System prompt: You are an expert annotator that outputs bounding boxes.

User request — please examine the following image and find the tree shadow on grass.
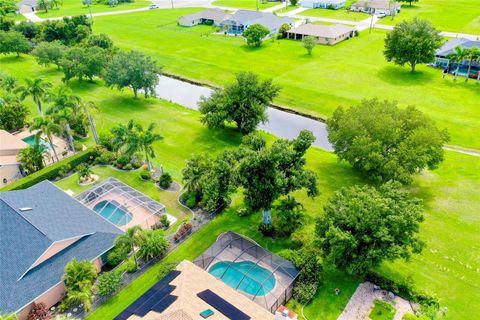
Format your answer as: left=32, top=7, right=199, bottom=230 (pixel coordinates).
left=377, top=65, right=436, bottom=86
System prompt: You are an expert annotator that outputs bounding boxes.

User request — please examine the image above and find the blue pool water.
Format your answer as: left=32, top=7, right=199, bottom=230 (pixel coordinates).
left=208, top=261, right=275, bottom=296
left=22, top=135, right=53, bottom=151
left=93, top=200, right=133, bottom=226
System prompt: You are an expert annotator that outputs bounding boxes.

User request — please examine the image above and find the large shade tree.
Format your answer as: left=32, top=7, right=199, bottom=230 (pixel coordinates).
left=199, top=72, right=280, bottom=134
left=384, top=18, right=443, bottom=72
left=316, top=181, right=425, bottom=275
left=326, top=98, right=449, bottom=184
left=238, top=130, right=318, bottom=224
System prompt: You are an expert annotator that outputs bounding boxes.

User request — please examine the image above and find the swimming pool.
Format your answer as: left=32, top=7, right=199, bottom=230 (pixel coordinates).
left=22, top=135, right=53, bottom=151
left=208, top=261, right=275, bottom=296
left=93, top=200, right=133, bottom=226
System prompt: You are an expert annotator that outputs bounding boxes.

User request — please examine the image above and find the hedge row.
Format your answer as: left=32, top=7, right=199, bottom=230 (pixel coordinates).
left=365, top=271, right=439, bottom=307
left=1, top=148, right=96, bottom=191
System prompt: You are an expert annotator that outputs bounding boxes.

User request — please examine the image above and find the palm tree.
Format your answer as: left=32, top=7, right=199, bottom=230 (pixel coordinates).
left=111, top=120, right=138, bottom=155
left=465, top=47, right=479, bottom=83
left=135, top=229, right=169, bottom=261
left=66, top=281, right=94, bottom=313
left=53, top=108, right=76, bottom=152
left=46, top=85, right=81, bottom=114
left=30, top=116, right=61, bottom=162
left=79, top=101, right=100, bottom=144
left=114, top=226, right=142, bottom=266
left=0, top=73, right=17, bottom=93
left=135, top=122, right=163, bottom=170
left=16, top=78, right=52, bottom=116
left=448, top=46, right=469, bottom=81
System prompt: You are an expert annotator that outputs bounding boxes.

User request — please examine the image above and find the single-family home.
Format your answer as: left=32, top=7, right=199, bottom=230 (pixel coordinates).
left=0, top=130, right=29, bottom=187
left=350, top=0, right=401, bottom=16
left=0, top=181, right=123, bottom=319
left=178, top=8, right=232, bottom=27
left=434, top=38, right=480, bottom=70
left=301, top=0, right=346, bottom=9
left=220, top=10, right=294, bottom=36
left=286, top=23, right=356, bottom=45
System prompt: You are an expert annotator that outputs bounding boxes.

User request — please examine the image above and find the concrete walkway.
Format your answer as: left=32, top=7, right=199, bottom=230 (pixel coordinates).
left=338, top=282, right=415, bottom=320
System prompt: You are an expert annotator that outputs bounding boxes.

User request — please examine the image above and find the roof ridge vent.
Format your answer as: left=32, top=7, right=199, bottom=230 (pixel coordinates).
left=19, top=207, right=32, bottom=212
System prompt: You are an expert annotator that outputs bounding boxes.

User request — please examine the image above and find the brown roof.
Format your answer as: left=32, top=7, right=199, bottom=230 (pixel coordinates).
left=0, top=130, right=29, bottom=153
left=180, top=8, right=231, bottom=22
left=288, top=23, right=355, bottom=39
left=130, top=260, right=274, bottom=320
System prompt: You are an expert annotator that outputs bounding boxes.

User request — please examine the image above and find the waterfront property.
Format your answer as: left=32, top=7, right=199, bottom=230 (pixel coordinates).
left=75, top=177, right=177, bottom=231
left=178, top=8, right=232, bottom=27
left=301, top=0, right=346, bottom=9
left=286, top=23, right=356, bottom=45
left=193, top=232, right=299, bottom=313
left=350, top=0, right=401, bottom=16
left=220, top=10, right=294, bottom=35
left=0, top=181, right=123, bottom=319
left=434, top=38, right=480, bottom=76
left=0, top=130, right=29, bottom=187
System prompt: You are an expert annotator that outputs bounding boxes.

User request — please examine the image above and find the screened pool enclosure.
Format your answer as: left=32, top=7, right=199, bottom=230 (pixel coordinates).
left=193, top=231, right=299, bottom=313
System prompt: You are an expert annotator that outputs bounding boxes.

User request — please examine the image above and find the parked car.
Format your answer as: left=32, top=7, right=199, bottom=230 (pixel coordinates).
left=149, top=4, right=159, bottom=9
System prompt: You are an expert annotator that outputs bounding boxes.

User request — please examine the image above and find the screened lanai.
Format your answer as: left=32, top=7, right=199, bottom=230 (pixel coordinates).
left=193, top=231, right=299, bottom=313
left=76, top=177, right=176, bottom=230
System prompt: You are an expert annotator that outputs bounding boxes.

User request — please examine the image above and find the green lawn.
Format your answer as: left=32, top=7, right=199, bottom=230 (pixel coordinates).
left=90, top=9, right=480, bottom=149
left=1, top=48, right=479, bottom=319
left=378, top=0, right=480, bottom=34
left=211, top=0, right=279, bottom=10
left=300, top=7, right=370, bottom=21
left=36, top=0, right=151, bottom=18
left=274, top=4, right=299, bottom=14
left=369, top=299, right=395, bottom=320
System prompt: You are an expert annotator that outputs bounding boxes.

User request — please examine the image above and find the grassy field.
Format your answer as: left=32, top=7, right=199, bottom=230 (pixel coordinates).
left=300, top=7, right=370, bottom=21
left=90, top=9, right=480, bottom=149
left=369, top=299, right=395, bottom=320
left=378, top=0, right=480, bottom=34
left=273, top=4, right=299, bottom=14
left=2, top=53, right=479, bottom=319
left=211, top=0, right=279, bottom=10
left=36, top=0, right=151, bottom=18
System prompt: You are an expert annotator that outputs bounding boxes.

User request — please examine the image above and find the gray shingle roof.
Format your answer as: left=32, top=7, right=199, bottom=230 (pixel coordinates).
left=225, top=10, right=294, bottom=31
left=288, top=23, right=355, bottom=38
left=180, top=8, right=231, bottom=22
left=0, top=181, right=123, bottom=313
left=435, top=38, right=480, bottom=57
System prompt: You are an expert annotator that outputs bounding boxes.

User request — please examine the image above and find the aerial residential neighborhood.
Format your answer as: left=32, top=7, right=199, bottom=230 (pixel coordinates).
left=0, top=0, right=479, bottom=319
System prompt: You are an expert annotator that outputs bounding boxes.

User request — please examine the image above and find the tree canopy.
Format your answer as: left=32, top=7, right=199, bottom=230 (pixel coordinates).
left=60, top=46, right=108, bottom=81
left=199, top=72, right=280, bottom=134
left=316, top=181, right=425, bottom=275
left=0, top=30, right=31, bottom=57
left=104, top=50, right=161, bottom=98
left=326, top=98, right=449, bottom=184
left=242, top=23, right=270, bottom=47
left=303, top=35, right=316, bottom=55
left=32, top=41, right=66, bottom=69
left=384, top=18, right=443, bottom=72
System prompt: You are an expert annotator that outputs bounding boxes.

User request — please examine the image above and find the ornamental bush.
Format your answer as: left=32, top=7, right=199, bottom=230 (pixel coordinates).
left=96, top=271, right=122, bottom=297
left=159, top=172, right=172, bottom=188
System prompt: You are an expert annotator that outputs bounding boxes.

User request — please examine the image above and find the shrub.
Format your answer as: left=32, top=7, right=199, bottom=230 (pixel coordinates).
left=99, top=131, right=114, bottom=151
left=57, top=164, right=72, bottom=178
left=124, top=163, right=133, bottom=170
left=64, top=259, right=97, bottom=292
left=173, top=223, right=192, bottom=242
left=117, top=154, right=129, bottom=167
left=96, top=271, right=122, bottom=296
left=76, top=163, right=92, bottom=179
left=140, top=170, right=152, bottom=180
left=107, top=247, right=128, bottom=267
left=258, top=222, right=275, bottom=237
left=160, top=214, right=170, bottom=228
left=157, top=261, right=177, bottom=280
left=293, top=282, right=318, bottom=303
left=1, top=149, right=95, bottom=191
left=136, top=229, right=169, bottom=261
left=237, top=207, right=250, bottom=217
left=26, top=302, right=51, bottom=320
left=132, top=160, right=142, bottom=168
left=94, top=149, right=116, bottom=165
left=159, top=173, right=172, bottom=188
left=277, top=23, right=291, bottom=39
left=123, top=257, right=137, bottom=273
left=181, top=191, right=198, bottom=208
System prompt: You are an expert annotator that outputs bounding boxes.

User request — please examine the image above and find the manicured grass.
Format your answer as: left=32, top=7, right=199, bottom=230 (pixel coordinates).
left=36, top=0, right=151, bottom=18
left=91, top=9, right=480, bottom=149
left=2, top=55, right=480, bottom=319
left=300, top=7, right=370, bottom=21
left=369, top=299, right=395, bottom=320
left=54, top=166, right=191, bottom=234
left=378, top=0, right=480, bottom=34
left=212, top=0, right=279, bottom=10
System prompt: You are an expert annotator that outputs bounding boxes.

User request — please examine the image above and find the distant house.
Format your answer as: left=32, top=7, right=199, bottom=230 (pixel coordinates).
left=220, top=10, right=294, bottom=35
left=350, top=0, right=401, bottom=16
left=0, top=181, right=123, bottom=319
left=0, top=130, right=29, bottom=187
left=178, top=8, right=232, bottom=27
left=286, top=23, right=356, bottom=45
left=302, top=0, right=346, bottom=9
left=434, top=38, right=480, bottom=69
